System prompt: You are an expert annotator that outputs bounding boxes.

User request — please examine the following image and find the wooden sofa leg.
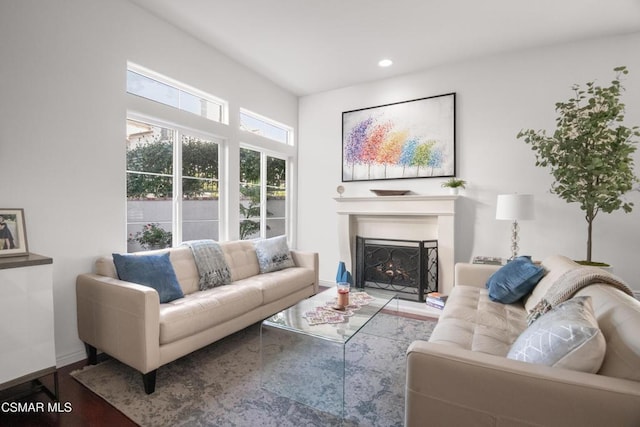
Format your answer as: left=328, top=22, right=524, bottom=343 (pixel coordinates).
left=142, top=370, right=157, bottom=394
left=84, top=343, right=98, bottom=365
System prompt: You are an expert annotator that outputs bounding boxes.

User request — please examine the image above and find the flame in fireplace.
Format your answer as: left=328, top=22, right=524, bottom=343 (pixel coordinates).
left=375, top=261, right=413, bottom=281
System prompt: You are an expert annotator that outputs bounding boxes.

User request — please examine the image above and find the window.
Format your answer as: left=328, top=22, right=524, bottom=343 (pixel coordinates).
left=266, top=156, right=287, bottom=237
left=240, top=109, right=292, bottom=145
left=127, top=64, right=226, bottom=123
left=126, top=120, right=174, bottom=251
left=125, top=64, right=296, bottom=247
left=239, top=147, right=287, bottom=240
left=126, top=119, right=221, bottom=252
left=181, top=134, right=220, bottom=242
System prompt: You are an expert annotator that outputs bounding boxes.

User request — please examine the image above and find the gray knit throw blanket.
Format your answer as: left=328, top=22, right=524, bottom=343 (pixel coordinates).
left=527, top=266, right=633, bottom=325
left=181, top=239, right=232, bottom=290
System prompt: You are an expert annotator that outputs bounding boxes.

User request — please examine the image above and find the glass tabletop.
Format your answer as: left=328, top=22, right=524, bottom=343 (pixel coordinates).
left=262, top=287, right=396, bottom=344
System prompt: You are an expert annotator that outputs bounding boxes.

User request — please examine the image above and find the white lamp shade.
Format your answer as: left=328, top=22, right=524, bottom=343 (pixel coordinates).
left=496, top=194, right=535, bottom=220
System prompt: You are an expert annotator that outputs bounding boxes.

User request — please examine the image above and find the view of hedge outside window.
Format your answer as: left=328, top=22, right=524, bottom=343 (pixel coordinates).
left=239, top=147, right=287, bottom=240
left=126, top=119, right=220, bottom=252
left=126, top=64, right=294, bottom=247
left=266, top=156, right=287, bottom=237
left=182, top=135, right=220, bottom=242
left=126, top=120, right=174, bottom=251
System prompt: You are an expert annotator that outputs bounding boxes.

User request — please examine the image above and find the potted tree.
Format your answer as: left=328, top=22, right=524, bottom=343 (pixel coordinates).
left=517, top=66, right=639, bottom=265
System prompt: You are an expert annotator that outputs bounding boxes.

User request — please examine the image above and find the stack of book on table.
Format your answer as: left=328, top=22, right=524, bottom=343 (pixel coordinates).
left=472, top=256, right=505, bottom=265
left=425, top=292, right=448, bottom=310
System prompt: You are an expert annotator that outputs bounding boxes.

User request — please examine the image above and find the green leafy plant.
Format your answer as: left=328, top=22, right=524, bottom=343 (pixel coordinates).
left=441, top=178, right=467, bottom=189
left=126, top=140, right=173, bottom=199
left=239, top=185, right=263, bottom=240
left=239, top=150, right=284, bottom=239
left=128, top=223, right=172, bottom=250
left=517, top=66, right=639, bottom=263
left=126, top=136, right=220, bottom=199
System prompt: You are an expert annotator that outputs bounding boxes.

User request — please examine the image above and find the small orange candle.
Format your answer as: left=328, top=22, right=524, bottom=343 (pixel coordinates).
left=337, top=282, right=350, bottom=307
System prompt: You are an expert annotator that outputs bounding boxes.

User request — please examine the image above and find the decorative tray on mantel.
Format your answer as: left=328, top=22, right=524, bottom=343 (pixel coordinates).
left=370, top=189, right=410, bottom=196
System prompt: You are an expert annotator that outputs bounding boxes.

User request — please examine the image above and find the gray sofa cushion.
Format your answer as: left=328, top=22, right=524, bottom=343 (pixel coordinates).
left=428, top=285, right=528, bottom=357
left=523, top=255, right=580, bottom=312
left=220, top=240, right=260, bottom=281
left=159, top=284, right=263, bottom=345
left=96, top=246, right=200, bottom=295
left=575, top=284, right=640, bottom=381
left=234, top=266, right=316, bottom=305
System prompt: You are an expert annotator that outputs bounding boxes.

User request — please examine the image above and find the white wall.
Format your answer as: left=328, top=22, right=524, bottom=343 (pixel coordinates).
left=0, top=0, right=298, bottom=366
left=298, top=33, right=640, bottom=291
left=2, top=1, right=638, bottom=369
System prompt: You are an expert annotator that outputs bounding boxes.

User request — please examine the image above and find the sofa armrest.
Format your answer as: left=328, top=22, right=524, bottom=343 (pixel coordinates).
left=76, top=274, right=161, bottom=373
left=290, top=250, right=319, bottom=294
left=406, top=341, right=640, bottom=427
left=454, top=262, right=501, bottom=288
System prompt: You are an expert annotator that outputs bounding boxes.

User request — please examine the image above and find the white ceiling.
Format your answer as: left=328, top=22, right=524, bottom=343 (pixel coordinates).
left=128, top=0, right=640, bottom=96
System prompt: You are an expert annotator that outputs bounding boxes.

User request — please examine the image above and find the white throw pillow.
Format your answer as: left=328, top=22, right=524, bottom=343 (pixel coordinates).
left=254, top=235, right=295, bottom=273
left=507, top=296, right=605, bottom=373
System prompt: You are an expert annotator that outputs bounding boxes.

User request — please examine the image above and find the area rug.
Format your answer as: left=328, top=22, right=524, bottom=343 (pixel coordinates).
left=71, top=313, right=437, bottom=427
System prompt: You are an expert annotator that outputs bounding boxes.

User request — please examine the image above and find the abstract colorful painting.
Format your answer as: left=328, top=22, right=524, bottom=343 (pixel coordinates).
left=342, top=93, right=455, bottom=182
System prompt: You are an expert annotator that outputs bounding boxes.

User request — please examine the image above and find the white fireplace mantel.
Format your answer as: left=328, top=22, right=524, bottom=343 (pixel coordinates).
left=334, top=195, right=457, bottom=295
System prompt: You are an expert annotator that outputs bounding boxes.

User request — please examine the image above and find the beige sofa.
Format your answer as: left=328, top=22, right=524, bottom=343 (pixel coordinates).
left=76, top=240, right=318, bottom=394
left=406, top=255, right=640, bottom=426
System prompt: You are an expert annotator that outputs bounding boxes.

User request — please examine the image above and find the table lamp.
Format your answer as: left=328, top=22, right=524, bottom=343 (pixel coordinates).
left=496, top=194, right=534, bottom=260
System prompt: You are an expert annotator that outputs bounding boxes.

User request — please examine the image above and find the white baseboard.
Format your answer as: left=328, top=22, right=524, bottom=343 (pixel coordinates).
left=56, top=348, right=87, bottom=368
left=318, top=279, right=335, bottom=288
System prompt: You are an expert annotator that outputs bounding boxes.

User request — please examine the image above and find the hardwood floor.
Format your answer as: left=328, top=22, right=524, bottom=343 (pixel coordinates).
left=0, top=358, right=136, bottom=427
left=0, top=298, right=434, bottom=427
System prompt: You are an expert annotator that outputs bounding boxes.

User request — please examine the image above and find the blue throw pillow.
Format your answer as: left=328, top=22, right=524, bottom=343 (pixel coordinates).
left=112, top=252, right=184, bottom=303
left=486, top=256, right=544, bottom=304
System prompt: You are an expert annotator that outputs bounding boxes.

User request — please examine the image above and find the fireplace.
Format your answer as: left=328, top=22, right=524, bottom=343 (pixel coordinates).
left=334, top=195, right=456, bottom=295
left=355, top=236, right=438, bottom=302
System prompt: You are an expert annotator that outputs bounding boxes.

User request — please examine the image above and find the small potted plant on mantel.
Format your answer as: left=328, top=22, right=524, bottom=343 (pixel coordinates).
left=518, top=66, right=639, bottom=266
left=441, top=178, right=466, bottom=195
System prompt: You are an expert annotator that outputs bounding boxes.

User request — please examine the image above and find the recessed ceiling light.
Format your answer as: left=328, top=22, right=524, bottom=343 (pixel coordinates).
left=378, top=59, right=393, bottom=67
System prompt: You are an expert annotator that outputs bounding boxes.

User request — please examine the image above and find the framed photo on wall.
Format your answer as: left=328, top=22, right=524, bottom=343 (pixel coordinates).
left=0, top=208, right=29, bottom=257
left=342, top=93, right=456, bottom=182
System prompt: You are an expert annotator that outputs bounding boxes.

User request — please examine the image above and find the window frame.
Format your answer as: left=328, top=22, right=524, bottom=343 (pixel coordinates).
left=127, top=62, right=229, bottom=125
left=125, top=62, right=297, bottom=247
left=240, top=108, right=294, bottom=146
left=239, top=144, right=291, bottom=241
left=126, top=113, right=225, bottom=248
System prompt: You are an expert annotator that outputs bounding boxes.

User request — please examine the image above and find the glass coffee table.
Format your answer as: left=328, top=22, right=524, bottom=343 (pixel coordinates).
left=260, top=288, right=398, bottom=417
